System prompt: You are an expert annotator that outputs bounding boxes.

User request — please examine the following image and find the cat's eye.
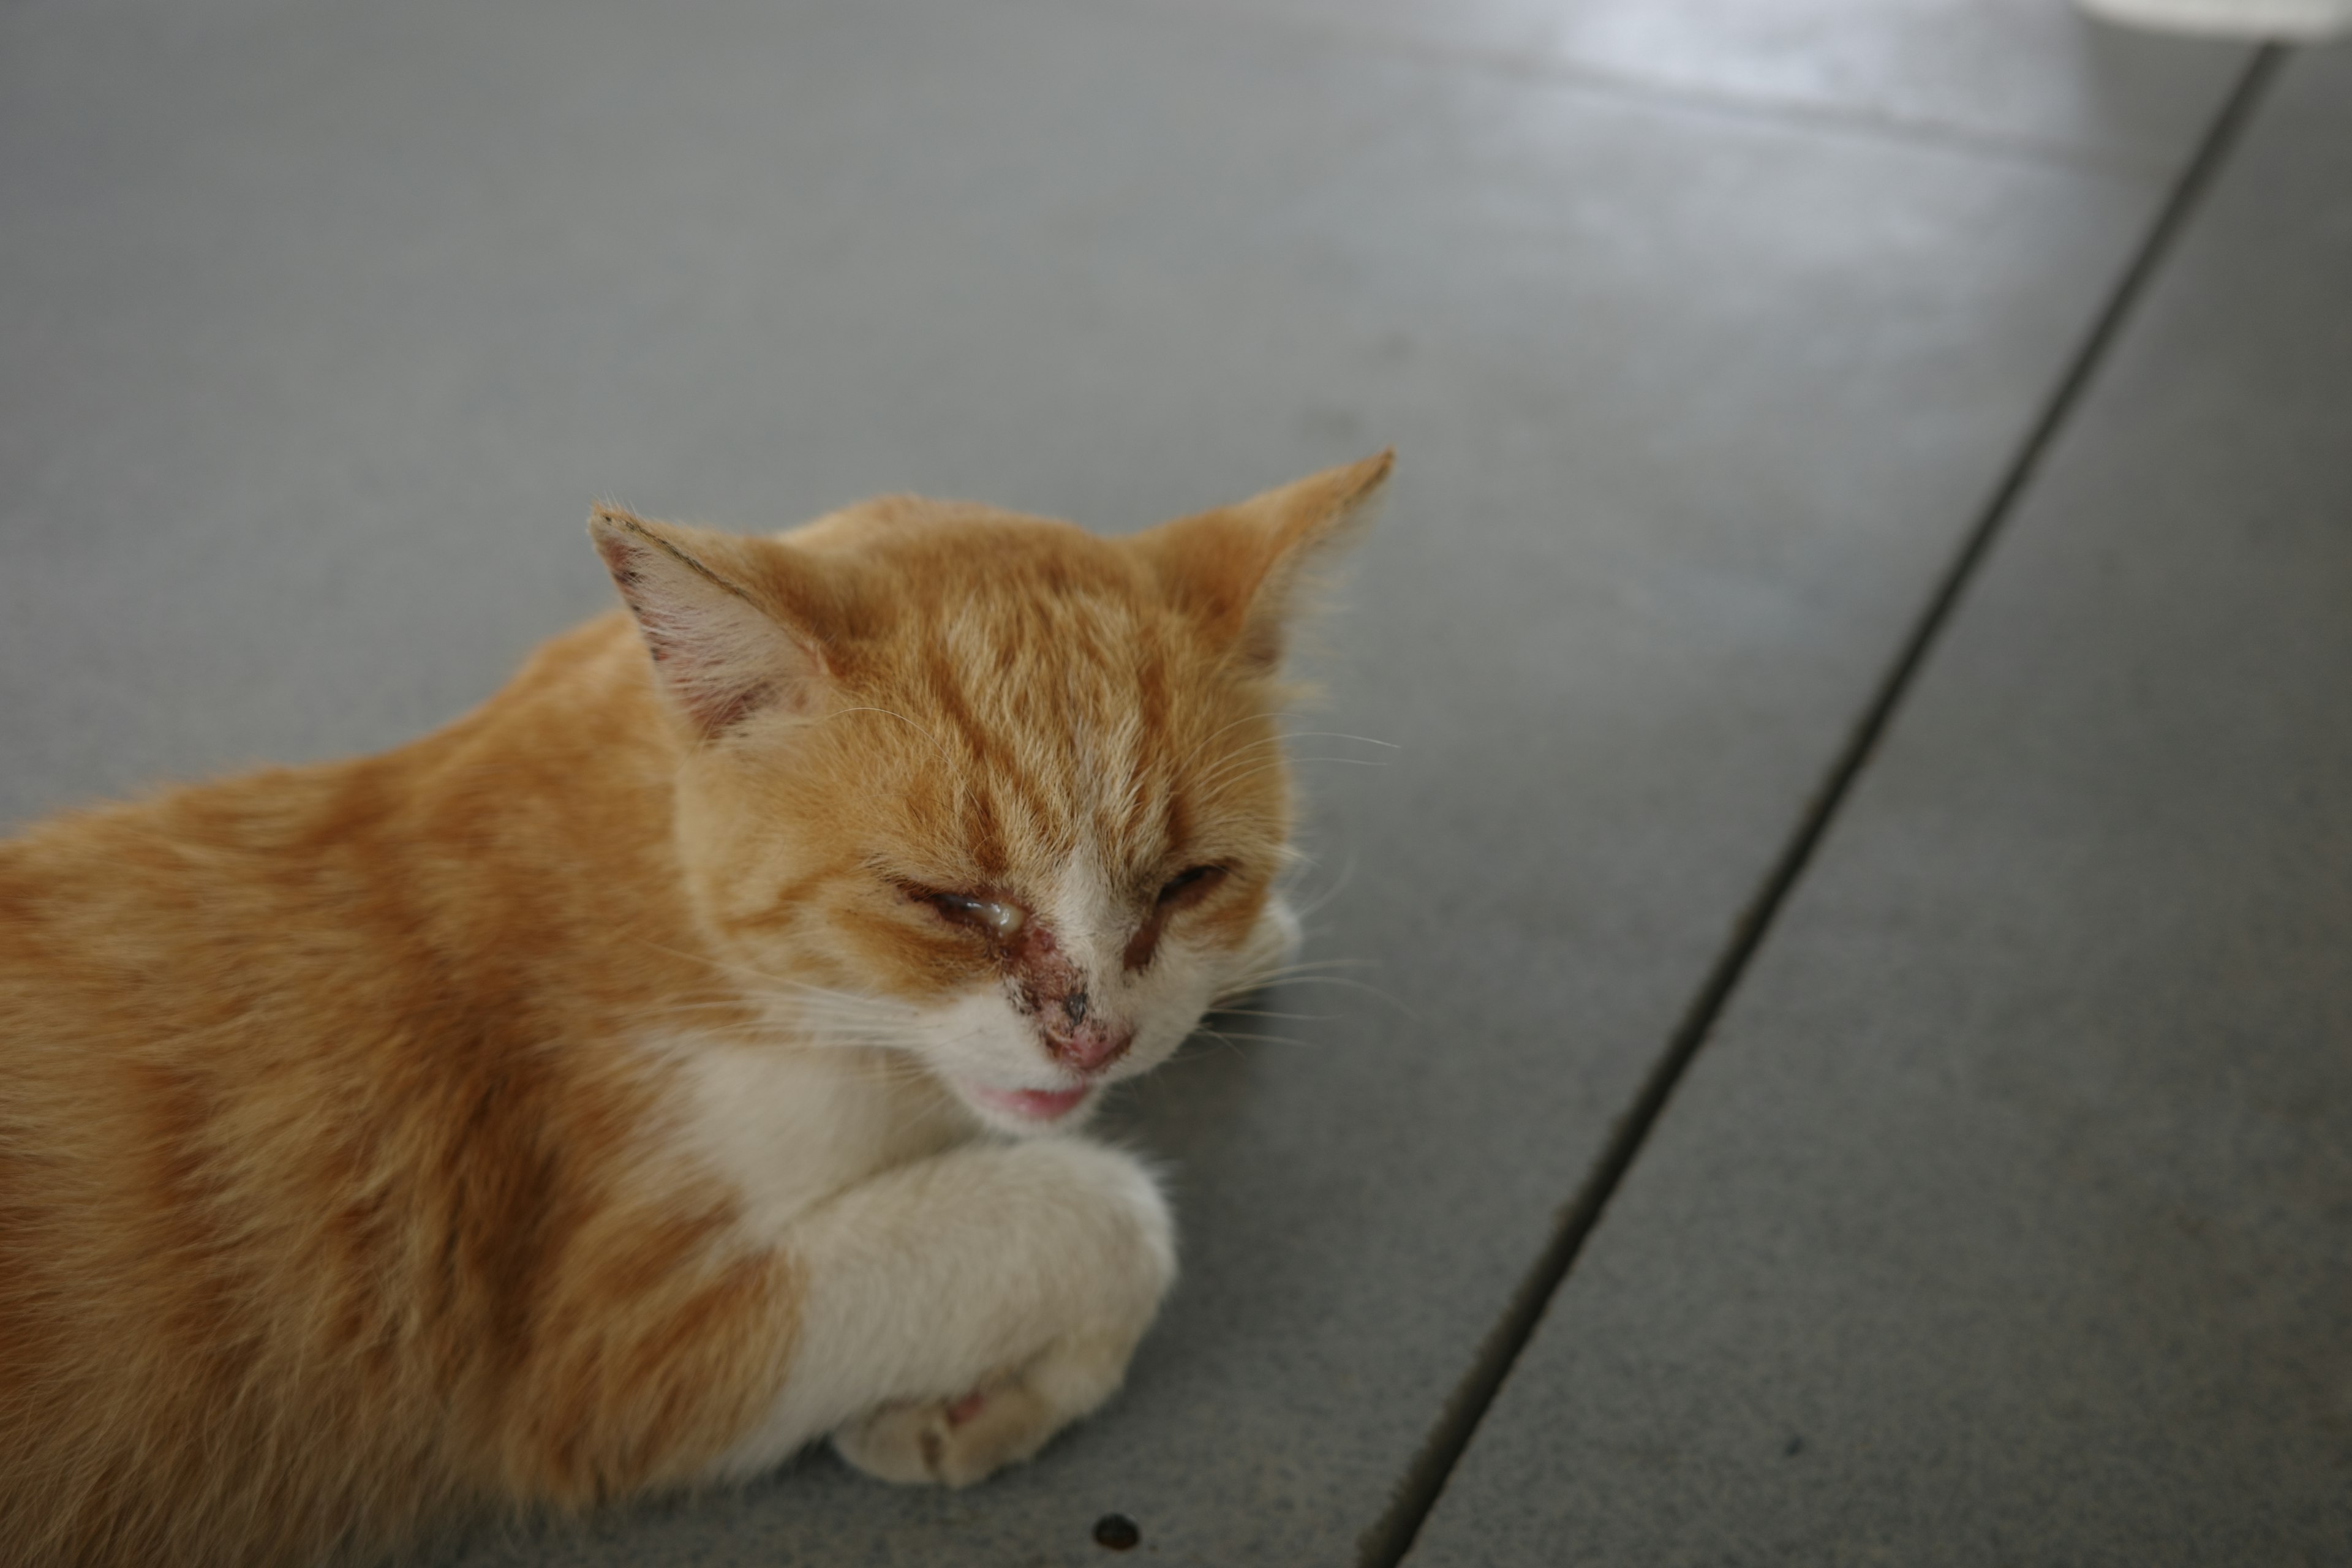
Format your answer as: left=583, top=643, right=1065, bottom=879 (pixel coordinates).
left=1156, top=865, right=1227, bottom=908
left=919, top=889, right=1026, bottom=938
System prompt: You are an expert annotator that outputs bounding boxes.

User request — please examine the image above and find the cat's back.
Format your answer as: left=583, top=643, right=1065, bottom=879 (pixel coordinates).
left=0, top=609, right=654, bottom=1048
left=0, top=609, right=668, bottom=1247
left=0, top=739, right=478, bottom=1103
left=0, top=611, right=683, bottom=1568
left=0, top=762, right=423, bottom=1566
left=0, top=746, right=475, bottom=1276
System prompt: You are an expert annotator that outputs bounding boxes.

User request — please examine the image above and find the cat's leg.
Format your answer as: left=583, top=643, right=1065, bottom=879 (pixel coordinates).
left=706, top=1135, right=1174, bottom=1488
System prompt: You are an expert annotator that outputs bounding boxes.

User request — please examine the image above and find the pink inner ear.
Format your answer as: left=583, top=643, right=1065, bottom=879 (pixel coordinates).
left=592, top=522, right=816, bottom=738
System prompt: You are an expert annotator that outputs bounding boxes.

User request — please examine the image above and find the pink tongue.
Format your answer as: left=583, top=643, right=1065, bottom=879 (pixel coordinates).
left=979, top=1084, right=1090, bottom=1120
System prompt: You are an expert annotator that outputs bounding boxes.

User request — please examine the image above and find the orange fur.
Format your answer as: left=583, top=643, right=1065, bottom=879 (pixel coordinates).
left=0, top=454, right=1387, bottom=1567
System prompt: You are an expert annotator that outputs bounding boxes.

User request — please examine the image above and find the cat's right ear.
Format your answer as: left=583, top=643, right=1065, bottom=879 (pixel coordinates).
left=588, top=506, right=831, bottom=739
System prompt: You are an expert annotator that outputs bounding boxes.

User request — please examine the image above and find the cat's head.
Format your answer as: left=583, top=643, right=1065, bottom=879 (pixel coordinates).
left=590, top=454, right=1387, bottom=1135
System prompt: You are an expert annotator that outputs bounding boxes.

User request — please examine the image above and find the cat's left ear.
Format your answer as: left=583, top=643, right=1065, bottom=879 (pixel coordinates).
left=588, top=506, right=833, bottom=738
left=1137, top=449, right=1391, bottom=673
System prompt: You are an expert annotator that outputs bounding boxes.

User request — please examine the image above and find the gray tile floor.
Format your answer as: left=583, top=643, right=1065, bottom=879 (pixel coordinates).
left=2, top=2, right=2342, bottom=1564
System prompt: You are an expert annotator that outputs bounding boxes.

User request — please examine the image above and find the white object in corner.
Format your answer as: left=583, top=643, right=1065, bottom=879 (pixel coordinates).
left=2079, top=0, right=2352, bottom=37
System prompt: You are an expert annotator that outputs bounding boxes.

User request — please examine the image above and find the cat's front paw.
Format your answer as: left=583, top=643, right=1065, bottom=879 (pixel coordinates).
left=832, top=1374, right=1061, bottom=1487
left=831, top=1327, right=1143, bottom=1488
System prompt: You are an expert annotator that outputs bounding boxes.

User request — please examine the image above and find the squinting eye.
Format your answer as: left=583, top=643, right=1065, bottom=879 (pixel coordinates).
left=923, top=889, right=1026, bottom=938
left=1157, top=865, right=1227, bottom=907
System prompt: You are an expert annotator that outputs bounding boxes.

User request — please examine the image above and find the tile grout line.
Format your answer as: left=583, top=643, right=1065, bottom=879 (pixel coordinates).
left=1355, top=43, right=2285, bottom=1568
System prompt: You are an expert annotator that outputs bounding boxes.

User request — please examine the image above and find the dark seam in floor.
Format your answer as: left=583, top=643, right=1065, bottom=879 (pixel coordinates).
left=1353, top=42, right=2284, bottom=1568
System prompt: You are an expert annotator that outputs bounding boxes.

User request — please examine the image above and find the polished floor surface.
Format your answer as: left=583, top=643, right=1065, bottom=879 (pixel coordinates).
left=3, top=2, right=2344, bottom=1564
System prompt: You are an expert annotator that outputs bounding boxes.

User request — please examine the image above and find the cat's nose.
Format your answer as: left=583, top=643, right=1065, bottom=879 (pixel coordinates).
left=1048, top=1017, right=1133, bottom=1076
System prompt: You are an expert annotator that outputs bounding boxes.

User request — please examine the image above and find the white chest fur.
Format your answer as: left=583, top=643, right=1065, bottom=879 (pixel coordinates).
left=657, top=1033, right=978, bottom=1235
left=646, top=1031, right=1177, bottom=1485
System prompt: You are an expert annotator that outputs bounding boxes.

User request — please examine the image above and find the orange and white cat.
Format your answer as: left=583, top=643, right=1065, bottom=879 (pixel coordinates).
left=0, top=453, right=1388, bottom=1568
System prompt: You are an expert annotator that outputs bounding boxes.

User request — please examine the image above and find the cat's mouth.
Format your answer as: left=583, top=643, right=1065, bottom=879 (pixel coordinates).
left=961, top=1081, right=1095, bottom=1124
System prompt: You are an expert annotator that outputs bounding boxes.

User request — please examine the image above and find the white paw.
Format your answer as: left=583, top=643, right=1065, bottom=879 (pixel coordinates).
left=787, top=1139, right=1176, bottom=1490
left=832, top=1351, right=1102, bottom=1487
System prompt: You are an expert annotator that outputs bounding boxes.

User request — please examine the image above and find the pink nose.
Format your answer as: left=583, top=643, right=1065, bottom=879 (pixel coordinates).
left=1047, top=1009, right=1133, bottom=1075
